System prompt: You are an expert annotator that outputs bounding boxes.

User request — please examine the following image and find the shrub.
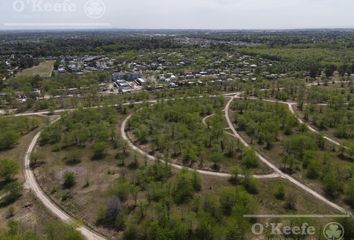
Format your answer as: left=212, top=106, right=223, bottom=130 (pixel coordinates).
left=0, top=131, right=19, bottom=151
left=96, top=197, right=124, bottom=229
left=63, top=151, right=81, bottom=165
left=229, top=166, right=241, bottom=185
left=274, top=184, right=286, bottom=200
left=243, top=175, right=259, bottom=195
left=92, top=141, right=107, bottom=160
left=110, top=178, right=133, bottom=202
left=285, top=193, right=297, bottom=210
left=45, top=222, right=83, bottom=240
left=0, top=181, right=23, bottom=206
left=172, top=169, right=198, bottom=204
left=0, top=159, right=19, bottom=182
left=345, top=178, right=354, bottom=208
left=323, top=169, right=342, bottom=198
left=63, top=172, right=76, bottom=189
left=242, top=148, right=258, bottom=169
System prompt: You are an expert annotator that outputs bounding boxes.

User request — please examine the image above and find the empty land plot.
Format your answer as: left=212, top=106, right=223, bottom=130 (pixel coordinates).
left=17, top=60, right=55, bottom=78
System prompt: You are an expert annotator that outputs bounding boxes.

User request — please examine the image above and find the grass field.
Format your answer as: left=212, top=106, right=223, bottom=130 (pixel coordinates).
left=17, top=60, right=55, bottom=78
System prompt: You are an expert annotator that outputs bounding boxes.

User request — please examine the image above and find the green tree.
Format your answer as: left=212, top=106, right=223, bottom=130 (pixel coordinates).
left=323, top=169, right=342, bottom=198
left=45, top=222, right=83, bottom=240
left=92, top=141, right=107, bottom=160
left=192, top=170, right=202, bottom=192
left=242, top=148, right=258, bottom=169
left=0, top=131, right=19, bottom=151
left=0, top=159, right=19, bottom=182
left=243, top=175, right=259, bottom=195
left=345, top=178, right=354, bottom=208
left=306, top=159, right=321, bottom=179
left=285, top=134, right=317, bottom=161
left=229, top=166, right=241, bottom=185
left=110, top=178, right=133, bottom=202
left=219, top=187, right=238, bottom=215
left=172, top=169, right=197, bottom=204
left=0, top=181, right=23, bottom=206
left=210, top=151, right=223, bottom=170
left=274, top=184, right=286, bottom=200
left=285, top=192, right=297, bottom=210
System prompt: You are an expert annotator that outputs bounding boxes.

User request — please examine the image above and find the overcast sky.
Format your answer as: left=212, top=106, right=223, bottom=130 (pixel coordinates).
left=0, top=0, right=354, bottom=30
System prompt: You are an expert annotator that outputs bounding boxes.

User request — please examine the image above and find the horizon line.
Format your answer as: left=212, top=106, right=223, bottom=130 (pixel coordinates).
left=1, top=27, right=354, bottom=32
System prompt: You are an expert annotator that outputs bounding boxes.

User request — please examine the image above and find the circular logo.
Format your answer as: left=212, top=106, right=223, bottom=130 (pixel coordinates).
left=13, top=0, right=25, bottom=12
left=323, top=222, right=344, bottom=240
left=84, top=0, right=106, bottom=19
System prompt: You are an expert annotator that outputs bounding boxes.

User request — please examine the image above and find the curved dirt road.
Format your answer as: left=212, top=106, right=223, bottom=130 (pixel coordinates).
left=121, top=113, right=280, bottom=179
left=249, top=97, right=346, bottom=148
left=286, top=103, right=345, bottom=148
left=24, top=119, right=106, bottom=240
left=225, top=96, right=350, bottom=215
left=16, top=88, right=352, bottom=240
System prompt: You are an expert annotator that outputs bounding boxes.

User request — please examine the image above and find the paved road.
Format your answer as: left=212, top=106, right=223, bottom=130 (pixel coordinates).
left=225, top=96, right=350, bottom=215
left=24, top=118, right=106, bottom=240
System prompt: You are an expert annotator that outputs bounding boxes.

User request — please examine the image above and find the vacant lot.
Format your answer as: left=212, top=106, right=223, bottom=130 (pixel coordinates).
left=17, top=60, right=55, bottom=78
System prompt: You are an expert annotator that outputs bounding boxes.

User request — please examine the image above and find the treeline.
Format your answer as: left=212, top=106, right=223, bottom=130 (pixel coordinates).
left=0, top=116, right=40, bottom=151
left=253, top=79, right=353, bottom=104
left=193, top=30, right=354, bottom=47
left=0, top=34, right=181, bottom=57
left=0, top=159, right=21, bottom=207
left=4, top=72, right=105, bottom=95
left=241, top=47, right=354, bottom=75
left=0, top=221, right=82, bottom=240
left=40, top=108, right=118, bottom=154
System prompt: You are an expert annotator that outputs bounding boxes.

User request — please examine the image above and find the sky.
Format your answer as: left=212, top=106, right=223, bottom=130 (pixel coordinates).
left=0, top=0, right=354, bottom=30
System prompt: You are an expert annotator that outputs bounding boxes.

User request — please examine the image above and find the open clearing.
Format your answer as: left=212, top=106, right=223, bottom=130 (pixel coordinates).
left=17, top=60, right=55, bottom=78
